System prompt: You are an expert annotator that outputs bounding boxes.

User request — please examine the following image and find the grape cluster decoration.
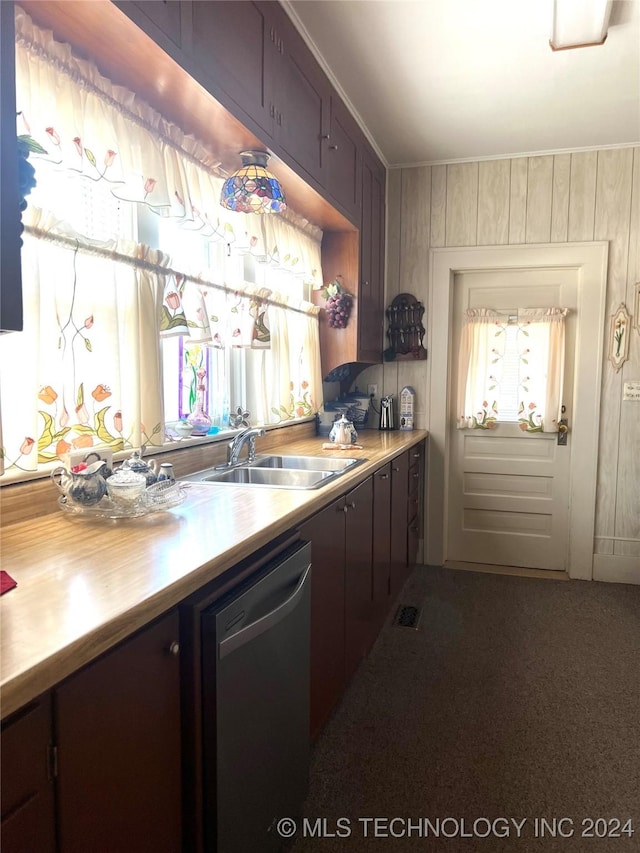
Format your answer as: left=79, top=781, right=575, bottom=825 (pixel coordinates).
left=323, top=279, right=352, bottom=329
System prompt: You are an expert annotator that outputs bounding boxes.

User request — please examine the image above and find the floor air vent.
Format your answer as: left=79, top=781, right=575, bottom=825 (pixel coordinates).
left=394, top=605, right=421, bottom=629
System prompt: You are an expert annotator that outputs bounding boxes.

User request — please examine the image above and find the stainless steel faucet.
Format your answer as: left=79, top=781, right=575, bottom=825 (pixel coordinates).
left=227, top=427, right=266, bottom=466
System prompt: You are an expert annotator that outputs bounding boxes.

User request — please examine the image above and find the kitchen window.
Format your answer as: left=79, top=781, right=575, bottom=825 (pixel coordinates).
left=0, top=7, right=324, bottom=481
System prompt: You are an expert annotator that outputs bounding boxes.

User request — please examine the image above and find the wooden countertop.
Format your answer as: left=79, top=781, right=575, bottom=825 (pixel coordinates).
left=0, top=430, right=427, bottom=719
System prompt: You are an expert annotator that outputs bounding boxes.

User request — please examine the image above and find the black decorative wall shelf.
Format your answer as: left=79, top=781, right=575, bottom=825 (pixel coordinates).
left=384, top=293, right=427, bottom=361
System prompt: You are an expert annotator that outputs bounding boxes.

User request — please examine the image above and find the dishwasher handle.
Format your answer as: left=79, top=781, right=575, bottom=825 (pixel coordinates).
left=218, top=563, right=311, bottom=660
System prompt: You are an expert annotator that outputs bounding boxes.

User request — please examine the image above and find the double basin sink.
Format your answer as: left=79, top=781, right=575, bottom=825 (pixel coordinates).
left=183, top=453, right=367, bottom=490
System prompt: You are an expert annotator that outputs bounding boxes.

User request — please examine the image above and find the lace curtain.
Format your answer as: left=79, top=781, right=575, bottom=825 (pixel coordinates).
left=457, top=308, right=568, bottom=432
left=0, top=209, right=165, bottom=473
left=0, top=8, right=325, bottom=479
left=13, top=6, right=324, bottom=284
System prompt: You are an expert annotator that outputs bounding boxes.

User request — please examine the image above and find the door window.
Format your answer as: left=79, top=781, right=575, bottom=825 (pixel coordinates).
left=456, top=307, right=568, bottom=432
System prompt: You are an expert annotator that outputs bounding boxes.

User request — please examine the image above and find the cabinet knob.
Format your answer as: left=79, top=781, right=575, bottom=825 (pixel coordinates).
left=362, top=280, right=369, bottom=287
left=320, top=133, right=331, bottom=140
left=328, top=144, right=339, bottom=151
left=342, top=505, right=349, bottom=514
left=348, top=501, right=356, bottom=510
left=412, top=472, right=420, bottom=479
left=168, top=641, right=180, bottom=656
left=379, top=472, right=389, bottom=480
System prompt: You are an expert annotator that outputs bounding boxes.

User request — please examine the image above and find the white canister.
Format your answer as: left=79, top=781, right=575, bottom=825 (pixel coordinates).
left=399, top=386, right=415, bottom=431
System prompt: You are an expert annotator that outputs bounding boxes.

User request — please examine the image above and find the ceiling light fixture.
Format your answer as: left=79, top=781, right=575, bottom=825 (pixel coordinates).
left=220, top=150, right=286, bottom=214
left=550, top=0, right=613, bottom=50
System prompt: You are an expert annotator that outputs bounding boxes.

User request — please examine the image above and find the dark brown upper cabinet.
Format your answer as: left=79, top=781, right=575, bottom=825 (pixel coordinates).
left=159, top=1, right=361, bottom=220
left=188, top=1, right=277, bottom=140
left=358, top=145, right=386, bottom=361
left=126, top=0, right=183, bottom=49
left=273, top=6, right=330, bottom=189
left=325, top=95, right=362, bottom=222
left=113, top=1, right=372, bottom=226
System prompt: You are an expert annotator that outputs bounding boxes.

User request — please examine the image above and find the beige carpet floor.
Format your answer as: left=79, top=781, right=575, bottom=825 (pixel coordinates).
left=291, top=565, right=640, bottom=853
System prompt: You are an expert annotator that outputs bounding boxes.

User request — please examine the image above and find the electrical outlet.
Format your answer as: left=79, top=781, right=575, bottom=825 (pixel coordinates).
left=367, top=384, right=378, bottom=398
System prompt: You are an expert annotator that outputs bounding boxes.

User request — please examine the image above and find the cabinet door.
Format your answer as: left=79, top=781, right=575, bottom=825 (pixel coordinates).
left=344, top=477, right=374, bottom=680
left=1, top=696, right=56, bottom=853
left=190, top=0, right=275, bottom=137
left=372, top=463, right=392, bottom=635
left=325, top=96, right=361, bottom=221
left=0, top=0, right=23, bottom=333
left=274, top=8, right=329, bottom=186
left=390, top=451, right=410, bottom=598
left=55, top=611, right=182, bottom=853
left=300, top=499, right=346, bottom=739
left=119, top=0, right=185, bottom=48
left=358, top=147, right=386, bottom=362
left=408, top=441, right=426, bottom=566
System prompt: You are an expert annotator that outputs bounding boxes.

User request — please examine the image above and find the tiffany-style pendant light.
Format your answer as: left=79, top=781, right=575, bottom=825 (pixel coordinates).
left=220, top=150, right=287, bottom=214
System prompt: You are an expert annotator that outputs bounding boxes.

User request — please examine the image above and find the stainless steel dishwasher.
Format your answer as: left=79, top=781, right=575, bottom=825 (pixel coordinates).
left=200, top=539, right=312, bottom=853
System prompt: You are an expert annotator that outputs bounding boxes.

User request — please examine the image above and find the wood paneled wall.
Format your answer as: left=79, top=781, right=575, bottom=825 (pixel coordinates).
left=360, top=146, right=639, bottom=561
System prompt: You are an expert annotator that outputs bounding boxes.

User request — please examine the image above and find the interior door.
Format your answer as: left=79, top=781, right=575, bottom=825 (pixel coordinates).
left=448, top=268, right=577, bottom=571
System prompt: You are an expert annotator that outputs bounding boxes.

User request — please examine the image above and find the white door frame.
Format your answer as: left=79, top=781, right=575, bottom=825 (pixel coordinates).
left=427, top=243, right=609, bottom=580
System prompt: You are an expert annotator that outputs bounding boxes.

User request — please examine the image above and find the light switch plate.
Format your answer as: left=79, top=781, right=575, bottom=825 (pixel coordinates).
left=623, top=381, right=640, bottom=401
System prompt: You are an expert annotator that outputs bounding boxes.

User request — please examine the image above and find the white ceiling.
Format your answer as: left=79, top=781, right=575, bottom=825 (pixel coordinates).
left=286, top=0, right=640, bottom=167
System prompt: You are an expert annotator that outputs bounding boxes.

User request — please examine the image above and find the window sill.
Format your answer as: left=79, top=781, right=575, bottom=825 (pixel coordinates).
left=0, top=417, right=316, bottom=488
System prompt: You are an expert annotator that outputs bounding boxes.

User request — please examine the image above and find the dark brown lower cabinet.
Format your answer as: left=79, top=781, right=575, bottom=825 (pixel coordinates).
left=302, top=447, right=425, bottom=740
left=300, top=499, right=346, bottom=739
left=1, top=695, right=56, bottom=853
left=343, top=477, right=374, bottom=681
left=372, top=462, right=392, bottom=637
left=55, top=610, right=182, bottom=853
left=300, top=476, right=373, bottom=738
left=390, top=450, right=410, bottom=598
left=408, top=442, right=425, bottom=566
left=389, top=442, right=426, bottom=598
